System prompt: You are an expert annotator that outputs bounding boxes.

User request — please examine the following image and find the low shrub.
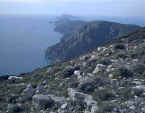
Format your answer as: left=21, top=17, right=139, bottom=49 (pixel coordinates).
left=132, top=64, right=145, bottom=74
left=116, top=53, right=128, bottom=59
left=118, top=67, right=133, bottom=78
left=98, top=58, right=112, bottom=65
left=94, top=89, right=115, bottom=101
left=114, top=44, right=126, bottom=50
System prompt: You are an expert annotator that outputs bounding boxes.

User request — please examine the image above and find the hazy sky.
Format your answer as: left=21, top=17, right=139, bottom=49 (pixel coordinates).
left=0, top=0, right=145, bottom=18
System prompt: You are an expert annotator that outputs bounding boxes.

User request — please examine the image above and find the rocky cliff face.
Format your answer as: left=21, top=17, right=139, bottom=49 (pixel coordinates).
left=46, top=21, right=140, bottom=63
left=0, top=28, right=145, bottom=113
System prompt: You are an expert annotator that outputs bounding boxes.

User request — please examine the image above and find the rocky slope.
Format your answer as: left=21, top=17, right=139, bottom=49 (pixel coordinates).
left=0, top=28, right=145, bottom=113
left=46, top=21, right=140, bottom=63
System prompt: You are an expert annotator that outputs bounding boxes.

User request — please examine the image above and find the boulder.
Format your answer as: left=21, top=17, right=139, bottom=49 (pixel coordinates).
left=132, top=85, right=145, bottom=96
left=93, top=64, right=106, bottom=74
left=35, top=85, right=46, bottom=94
left=21, top=83, right=35, bottom=101
left=80, top=55, right=90, bottom=61
left=46, top=67, right=52, bottom=73
left=67, top=88, right=97, bottom=105
left=49, top=95, right=66, bottom=104
left=42, top=80, right=48, bottom=85
left=63, top=66, right=80, bottom=78
left=74, top=70, right=81, bottom=76
left=106, top=65, right=114, bottom=72
left=108, top=74, right=114, bottom=78
left=67, top=88, right=98, bottom=113
left=88, top=55, right=98, bottom=62
left=33, top=94, right=54, bottom=109
left=132, top=80, right=142, bottom=85
left=91, top=104, right=99, bottom=113
left=8, top=76, right=23, bottom=81
left=61, top=103, right=68, bottom=109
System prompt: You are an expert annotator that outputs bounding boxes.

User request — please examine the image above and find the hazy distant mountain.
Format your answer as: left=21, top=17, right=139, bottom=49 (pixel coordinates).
left=56, top=14, right=81, bottom=21
left=46, top=21, right=141, bottom=63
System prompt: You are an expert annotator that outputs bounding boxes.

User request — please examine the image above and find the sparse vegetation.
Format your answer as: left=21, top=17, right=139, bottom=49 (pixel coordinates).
left=98, top=58, right=112, bottom=65
left=114, top=43, right=126, bottom=50
left=0, top=23, right=145, bottom=113
left=132, top=64, right=145, bottom=74
left=93, top=89, right=115, bottom=101
left=117, top=67, right=133, bottom=78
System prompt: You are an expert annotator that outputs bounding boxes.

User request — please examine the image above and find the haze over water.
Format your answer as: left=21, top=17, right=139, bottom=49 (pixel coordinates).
left=0, top=15, right=61, bottom=75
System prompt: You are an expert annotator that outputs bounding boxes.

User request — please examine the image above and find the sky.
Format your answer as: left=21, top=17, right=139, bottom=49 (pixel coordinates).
left=0, top=0, right=145, bottom=18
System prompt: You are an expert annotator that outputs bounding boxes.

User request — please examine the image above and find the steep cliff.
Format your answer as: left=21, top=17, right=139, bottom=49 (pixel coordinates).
left=46, top=21, right=140, bottom=63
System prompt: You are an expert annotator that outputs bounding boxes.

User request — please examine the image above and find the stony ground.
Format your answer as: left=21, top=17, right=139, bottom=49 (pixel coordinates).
left=0, top=28, right=145, bottom=113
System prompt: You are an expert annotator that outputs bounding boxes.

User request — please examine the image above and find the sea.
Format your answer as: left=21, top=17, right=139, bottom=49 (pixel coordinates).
left=0, top=15, right=61, bottom=75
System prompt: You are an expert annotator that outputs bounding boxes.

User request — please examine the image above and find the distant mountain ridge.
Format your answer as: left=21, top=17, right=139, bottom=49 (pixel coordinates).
left=46, top=20, right=141, bottom=63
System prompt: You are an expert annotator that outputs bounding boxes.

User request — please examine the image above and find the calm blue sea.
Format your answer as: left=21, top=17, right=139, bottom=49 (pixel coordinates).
left=0, top=15, right=61, bottom=75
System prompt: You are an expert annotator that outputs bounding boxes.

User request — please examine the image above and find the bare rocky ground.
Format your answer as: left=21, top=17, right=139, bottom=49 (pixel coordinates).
left=0, top=28, right=145, bottom=113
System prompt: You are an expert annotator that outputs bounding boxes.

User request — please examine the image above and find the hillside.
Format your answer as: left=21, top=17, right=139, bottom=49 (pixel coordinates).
left=46, top=21, right=140, bottom=63
left=0, top=28, right=145, bottom=113
left=54, top=18, right=87, bottom=38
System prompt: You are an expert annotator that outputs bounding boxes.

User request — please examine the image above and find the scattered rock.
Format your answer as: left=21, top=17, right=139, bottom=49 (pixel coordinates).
left=93, top=64, right=106, bottom=74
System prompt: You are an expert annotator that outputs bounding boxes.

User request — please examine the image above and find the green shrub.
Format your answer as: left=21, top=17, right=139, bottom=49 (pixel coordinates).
left=132, top=64, right=145, bottom=74
left=94, top=89, right=115, bottom=101
left=131, top=47, right=145, bottom=58
left=114, top=44, right=126, bottom=50
left=118, top=67, right=133, bottom=78
left=136, top=47, right=145, bottom=56
left=118, top=88, right=133, bottom=100
left=100, top=103, right=116, bottom=113
left=98, top=58, right=112, bottom=65
left=131, top=53, right=138, bottom=59
left=116, top=53, right=128, bottom=59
